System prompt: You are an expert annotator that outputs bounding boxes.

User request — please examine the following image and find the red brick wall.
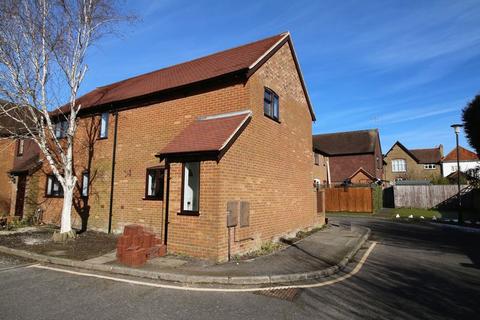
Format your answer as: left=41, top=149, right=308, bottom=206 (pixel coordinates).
left=213, top=42, right=319, bottom=259
left=0, top=139, right=14, bottom=214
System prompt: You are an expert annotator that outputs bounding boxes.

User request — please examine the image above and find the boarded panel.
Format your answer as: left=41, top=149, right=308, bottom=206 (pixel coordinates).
left=226, top=201, right=239, bottom=227
left=240, top=201, right=250, bottom=227
left=325, top=187, right=373, bottom=213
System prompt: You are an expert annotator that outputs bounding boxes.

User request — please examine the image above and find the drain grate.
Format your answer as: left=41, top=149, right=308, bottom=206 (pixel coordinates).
left=254, top=288, right=301, bottom=301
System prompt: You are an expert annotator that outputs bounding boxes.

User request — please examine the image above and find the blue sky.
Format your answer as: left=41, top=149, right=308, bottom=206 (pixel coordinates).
left=81, top=0, right=480, bottom=154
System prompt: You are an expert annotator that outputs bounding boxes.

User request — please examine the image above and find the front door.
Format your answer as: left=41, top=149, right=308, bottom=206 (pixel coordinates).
left=14, top=174, right=27, bottom=218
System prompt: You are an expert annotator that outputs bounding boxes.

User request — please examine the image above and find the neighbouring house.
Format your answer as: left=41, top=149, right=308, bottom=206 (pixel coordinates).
left=383, top=141, right=443, bottom=183
left=12, top=32, right=321, bottom=261
left=312, top=151, right=329, bottom=186
left=0, top=105, right=41, bottom=218
left=0, top=113, right=15, bottom=215
left=441, top=146, right=480, bottom=178
left=312, top=129, right=383, bottom=185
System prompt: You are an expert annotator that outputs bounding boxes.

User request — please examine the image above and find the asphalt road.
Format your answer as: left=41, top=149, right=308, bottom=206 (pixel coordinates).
left=1, top=217, right=479, bottom=320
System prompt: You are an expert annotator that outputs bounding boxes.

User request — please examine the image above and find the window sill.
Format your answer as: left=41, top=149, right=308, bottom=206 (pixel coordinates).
left=97, top=136, right=108, bottom=140
left=264, top=114, right=281, bottom=123
left=45, top=195, right=64, bottom=198
left=177, top=211, right=200, bottom=216
left=143, top=197, right=163, bottom=201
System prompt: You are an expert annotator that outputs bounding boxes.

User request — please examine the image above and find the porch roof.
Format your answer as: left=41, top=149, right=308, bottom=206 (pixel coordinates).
left=158, top=110, right=252, bottom=160
left=9, top=154, right=41, bottom=175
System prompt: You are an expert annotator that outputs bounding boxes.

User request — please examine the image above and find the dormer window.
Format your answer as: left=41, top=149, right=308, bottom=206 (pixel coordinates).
left=264, top=88, right=279, bottom=122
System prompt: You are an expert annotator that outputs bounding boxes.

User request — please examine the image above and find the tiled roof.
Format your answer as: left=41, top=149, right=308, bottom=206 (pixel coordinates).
left=443, top=146, right=479, bottom=162
left=312, top=129, right=379, bottom=155
left=158, top=110, right=252, bottom=158
left=0, top=100, right=36, bottom=137
left=410, top=148, right=442, bottom=164
left=52, top=33, right=315, bottom=120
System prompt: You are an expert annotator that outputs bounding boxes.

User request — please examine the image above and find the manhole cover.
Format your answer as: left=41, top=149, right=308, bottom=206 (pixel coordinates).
left=254, top=288, right=301, bottom=301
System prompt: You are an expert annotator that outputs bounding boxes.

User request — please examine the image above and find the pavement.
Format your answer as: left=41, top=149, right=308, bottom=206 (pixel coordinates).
left=0, top=216, right=479, bottom=319
left=0, top=224, right=369, bottom=286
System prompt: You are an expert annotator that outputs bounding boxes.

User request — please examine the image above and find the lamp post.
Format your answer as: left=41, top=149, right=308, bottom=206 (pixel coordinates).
left=451, top=124, right=463, bottom=224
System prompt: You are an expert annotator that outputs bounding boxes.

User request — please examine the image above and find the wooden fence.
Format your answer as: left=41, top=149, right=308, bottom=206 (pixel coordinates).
left=392, top=185, right=470, bottom=209
left=324, top=187, right=373, bottom=213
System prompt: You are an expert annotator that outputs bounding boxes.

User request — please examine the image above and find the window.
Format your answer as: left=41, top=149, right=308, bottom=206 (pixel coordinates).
left=451, top=164, right=458, bottom=172
left=55, top=120, right=67, bottom=138
left=392, top=159, right=406, bottom=172
left=264, top=88, right=279, bottom=121
left=181, top=162, right=200, bottom=214
left=145, top=168, right=164, bottom=200
left=81, top=171, right=89, bottom=197
left=314, top=153, right=320, bottom=166
left=46, top=175, right=63, bottom=197
left=424, top=164, right=436, bottom=170
left=16, top=139, right=24, bottom=156
left=99, top=112, right=109, bottom=139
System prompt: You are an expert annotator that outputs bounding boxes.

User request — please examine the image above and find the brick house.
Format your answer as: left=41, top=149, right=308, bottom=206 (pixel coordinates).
left=10, top=32, right=321, bottom=261
left=383, top=141, right=443, bottom=183
left=312, top=129, right=383, bottom=185
left=0, top=107, right=41, bottom=218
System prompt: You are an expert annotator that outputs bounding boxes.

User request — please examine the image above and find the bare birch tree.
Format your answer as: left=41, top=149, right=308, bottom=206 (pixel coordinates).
left=0, top=0, right=128, bottom=238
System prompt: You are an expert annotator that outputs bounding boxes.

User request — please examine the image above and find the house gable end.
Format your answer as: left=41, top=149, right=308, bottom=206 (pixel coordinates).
left=246, top=34, right=315, bottom=121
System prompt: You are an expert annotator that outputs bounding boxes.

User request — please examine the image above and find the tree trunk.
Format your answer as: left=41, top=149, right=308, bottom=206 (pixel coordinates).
left=60, top=184, right=74, bottom=234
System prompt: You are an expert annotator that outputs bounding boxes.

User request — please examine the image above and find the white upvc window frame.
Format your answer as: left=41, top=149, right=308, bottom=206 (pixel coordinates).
left=392, top=159, right=407, bottom=172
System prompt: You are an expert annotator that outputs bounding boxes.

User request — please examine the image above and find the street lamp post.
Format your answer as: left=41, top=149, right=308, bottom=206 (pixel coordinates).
left=451, top=124, right=463, bottom=224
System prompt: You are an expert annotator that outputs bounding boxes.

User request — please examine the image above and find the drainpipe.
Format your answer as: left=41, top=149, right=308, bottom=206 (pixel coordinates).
left=163, top=161, right=171, bottom=245
left=108, top=110, right=119, bottom=233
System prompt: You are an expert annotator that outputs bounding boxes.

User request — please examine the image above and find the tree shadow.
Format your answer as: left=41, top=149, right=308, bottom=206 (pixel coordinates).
left=72, top=116, right=100, bottom=234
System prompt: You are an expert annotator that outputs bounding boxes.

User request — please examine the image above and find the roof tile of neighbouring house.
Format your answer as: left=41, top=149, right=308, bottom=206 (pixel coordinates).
left=51, top=32, right=315, bottom=120
left=158, top=111, right=252, bottom=157
left=312, top=129, right=379, bottom=156
left=443, top=146, right=479, bottom=162
left=410, top=148, right=442, bottom=164
left=0, top=100, right=37, bottom=137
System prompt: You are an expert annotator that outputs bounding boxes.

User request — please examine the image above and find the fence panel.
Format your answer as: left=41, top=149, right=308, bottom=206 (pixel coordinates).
left=325, top=187, right=373, bottom=213
left=393, top=185, right=471, bottom=209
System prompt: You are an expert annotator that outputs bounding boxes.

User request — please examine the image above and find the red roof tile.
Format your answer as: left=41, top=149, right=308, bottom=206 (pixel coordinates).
left=312, top=129, right=379, bottom=155
left=159, top=111, right=252, bottom=158
left=52, top=33, right=315, bottom=121
left=56, top=34, right=285, bottom=112
left=410, top=148, right=442, bottom=164
left=443, top=146, right=479, bottom=162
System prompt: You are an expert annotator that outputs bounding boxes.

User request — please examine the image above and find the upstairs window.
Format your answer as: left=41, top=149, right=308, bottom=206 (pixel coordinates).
left=16, top=139, right=24, bottom=156
left=181, top=162, right=200, bottom=214
left=145, top=167, right=164, bottom=200
left=81, top=171, right=89, bottom=197
left=392, top=159, right=406, bottom=172
left=314, top=153, right=320, bottom=166
left=99, top=112, right=109, bottom=139
left=46, top=175, right=63, bottom=197
left=55, top=120, right=67, bottom=138
left=423, top=164, right=436, bottom=170
left=264, top=88, right=279, bottom=121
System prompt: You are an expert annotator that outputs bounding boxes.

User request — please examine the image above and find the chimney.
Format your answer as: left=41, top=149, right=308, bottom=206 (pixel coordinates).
left=438, top=144, right=444, bottom=157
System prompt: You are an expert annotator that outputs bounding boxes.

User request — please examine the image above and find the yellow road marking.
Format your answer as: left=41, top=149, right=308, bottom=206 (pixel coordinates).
left=31, top=241, right=377, bottom=293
